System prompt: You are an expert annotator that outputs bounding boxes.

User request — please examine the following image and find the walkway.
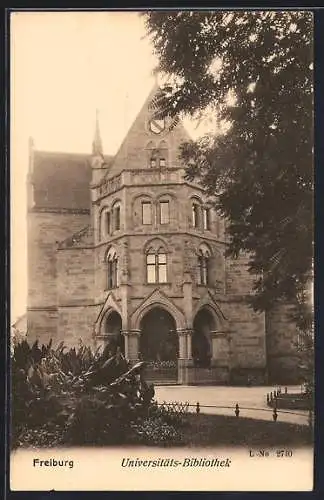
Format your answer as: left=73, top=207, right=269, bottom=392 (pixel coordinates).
left=154, top=385, right=309, bottom=426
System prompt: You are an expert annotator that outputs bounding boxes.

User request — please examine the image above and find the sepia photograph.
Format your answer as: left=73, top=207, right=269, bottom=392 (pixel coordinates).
left=10, top=10, right=314, bottom=491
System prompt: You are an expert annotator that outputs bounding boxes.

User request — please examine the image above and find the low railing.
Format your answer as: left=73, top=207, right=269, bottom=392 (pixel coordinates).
left=155, top=400, right=313, bottom=429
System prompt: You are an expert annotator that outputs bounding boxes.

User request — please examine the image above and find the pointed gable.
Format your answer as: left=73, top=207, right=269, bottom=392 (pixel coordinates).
left=105, top=84, right=192, bottom=180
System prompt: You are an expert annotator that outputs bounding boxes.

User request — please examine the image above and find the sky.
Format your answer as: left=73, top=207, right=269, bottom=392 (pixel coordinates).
left=10, top=11, right=212, bottom=323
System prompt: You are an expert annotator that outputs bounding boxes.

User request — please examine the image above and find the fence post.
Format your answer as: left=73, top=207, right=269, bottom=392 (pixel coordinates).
left=196, top=402, right=200, bottom=415
left=266, top=393, right=269, bottom=404
left=285, top=386, right=287, bottom=394
left=270, top=391, right=273, bottom=401
left=308, top=409, right=313, bottom=431
left=273, top=403, right=278, bottom=422
left=235, top=403, right=240, bottom=417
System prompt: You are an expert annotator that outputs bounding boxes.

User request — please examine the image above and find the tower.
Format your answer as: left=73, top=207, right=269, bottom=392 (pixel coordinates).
left=26, top=84, right=300, bottom=384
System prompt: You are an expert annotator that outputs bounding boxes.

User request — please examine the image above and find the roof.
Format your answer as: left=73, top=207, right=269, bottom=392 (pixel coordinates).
left=104, top=84, right=192, bottom=181
left=31, top=151, right=113, bottom=210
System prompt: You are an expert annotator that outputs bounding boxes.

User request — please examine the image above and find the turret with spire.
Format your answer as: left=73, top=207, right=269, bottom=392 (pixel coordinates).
left=90, top=109, right=107, bottom=185
left=92, top=109, right=103, bottom=156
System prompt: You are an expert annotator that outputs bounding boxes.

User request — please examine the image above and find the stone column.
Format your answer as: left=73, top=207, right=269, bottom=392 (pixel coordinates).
left=122, top=329, right=141, bottom=362
left=187, top=330, right=193, bottom=359
left=177, top=329, right=194, bottom=384
left=177, top=329, right=188, bottom=359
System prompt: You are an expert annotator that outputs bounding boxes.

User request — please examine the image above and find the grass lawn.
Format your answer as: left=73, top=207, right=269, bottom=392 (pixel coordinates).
left=15, top=413, right=313, bottom=449
left=176, top=413, right=312, bottom=447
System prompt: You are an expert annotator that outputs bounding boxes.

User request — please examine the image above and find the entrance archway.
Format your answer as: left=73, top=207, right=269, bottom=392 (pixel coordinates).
left=139, top=307, right=178, bottom=383
left=192, top=308, right=215, bottom=368
left=104, top=310, right=124, bottom=355
left=140, top=307, right=178, bottom=361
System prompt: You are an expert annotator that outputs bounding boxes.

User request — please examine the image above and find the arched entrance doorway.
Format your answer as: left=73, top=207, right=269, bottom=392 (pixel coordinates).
left=103, top=310, right=125, bottom=355
left=192, top=308, right=215, bottom=368
left=139, top=307, right=178, bottom=383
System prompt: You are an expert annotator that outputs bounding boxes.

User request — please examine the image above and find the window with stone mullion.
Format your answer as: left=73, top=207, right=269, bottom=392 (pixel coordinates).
left=157, top=253, right=167, bottom=283
left=146, top=253, right=156, bottom=283
left=146, top=251, right=167, bottom=283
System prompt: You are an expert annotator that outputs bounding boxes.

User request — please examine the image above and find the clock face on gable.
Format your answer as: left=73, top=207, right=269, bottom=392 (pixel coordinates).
left=148, top=117, right=165, bottom=134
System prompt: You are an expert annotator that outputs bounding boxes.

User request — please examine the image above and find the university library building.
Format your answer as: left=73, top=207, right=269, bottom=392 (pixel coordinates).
left=27, top=85, right=299, bottom=386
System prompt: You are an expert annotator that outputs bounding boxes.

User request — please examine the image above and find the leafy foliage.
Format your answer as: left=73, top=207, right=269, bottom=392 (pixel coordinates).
left=143, top=11, right=313, bottom=312
left=11, top=338, right=164, bottom=448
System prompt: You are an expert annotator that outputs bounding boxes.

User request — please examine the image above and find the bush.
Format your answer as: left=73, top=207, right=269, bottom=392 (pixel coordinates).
left=130, top=417, right=183, bottom=446
left=11, top=338, right=158, bottom=448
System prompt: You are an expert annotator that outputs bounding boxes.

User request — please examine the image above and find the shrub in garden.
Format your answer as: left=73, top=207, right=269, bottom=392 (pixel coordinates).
left=11, top=337, right=181, bottom=448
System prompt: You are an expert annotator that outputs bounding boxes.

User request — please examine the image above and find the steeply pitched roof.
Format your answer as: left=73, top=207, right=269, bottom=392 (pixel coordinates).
left=31, top=151, right=113, bottom=210
left=104, top=84, right=192, bottom=181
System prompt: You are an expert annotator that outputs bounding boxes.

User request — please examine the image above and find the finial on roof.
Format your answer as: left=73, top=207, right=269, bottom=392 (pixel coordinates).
left=92, top=108, right=103, bottom=155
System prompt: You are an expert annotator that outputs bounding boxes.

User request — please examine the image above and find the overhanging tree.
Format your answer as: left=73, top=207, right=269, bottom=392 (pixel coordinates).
left=143, top=11, right=313, bottom=315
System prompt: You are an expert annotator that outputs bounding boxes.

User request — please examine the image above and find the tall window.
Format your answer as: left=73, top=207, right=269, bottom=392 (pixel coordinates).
left=146, top=250, right=167, bottom=283
left=192, top=203, right=200, bottom=228
left=198, top=247, right=211, bottom=286
left=159, top=201, right=170, bottom=224
left=142, top=202, right=152, bottom=225
left=203, top=208, right=210, bottom=230
left=159, top=158, right=166, bottom=167
left=114, top=205, right=121, bottom=231
left=107, top=249, right=118, bottom=289
left=105, top=211, right=111, bottom=235
left=100, top=209, right=111, bottom=240
left=150, top=158, right=157, bottom=168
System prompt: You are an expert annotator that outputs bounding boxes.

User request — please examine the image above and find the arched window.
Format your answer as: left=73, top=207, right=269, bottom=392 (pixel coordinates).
left=106, top=248, right=118, bottom=289
left=197, top=245, right=211, bottom=286
left=150, top=154, right=157, bottom=168
left=192, top=203, right=200, bottom=228
left=146, top=246, right=167, bottom=284
left=158, top=140, right=168, bottom=168
left=148, top=146, right=168, bottom=168
left=100, top=207, right=111, bottom=240
left=203, top=207, right=211, bottom=230
left=112, top=202, right=121, bottom=231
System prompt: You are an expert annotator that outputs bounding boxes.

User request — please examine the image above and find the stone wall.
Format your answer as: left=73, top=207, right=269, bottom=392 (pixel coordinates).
left=225, top=299, right=266, bottom=370
left=26, top=308, right=58, bottom=345
left=265, top=304, right=300, bottom=384
left=57, top=304, right=100, bottom=348
left=27, top=210, right=90, bottom=342
left=57, top=247, right=94, bottom=305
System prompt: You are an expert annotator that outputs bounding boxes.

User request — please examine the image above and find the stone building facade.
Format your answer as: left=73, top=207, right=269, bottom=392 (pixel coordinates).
left=27, top=85, right=299, bottom=384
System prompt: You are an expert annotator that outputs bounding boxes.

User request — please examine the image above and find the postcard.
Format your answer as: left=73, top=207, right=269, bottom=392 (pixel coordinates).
left=10, top=10, right=314, bottom=492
